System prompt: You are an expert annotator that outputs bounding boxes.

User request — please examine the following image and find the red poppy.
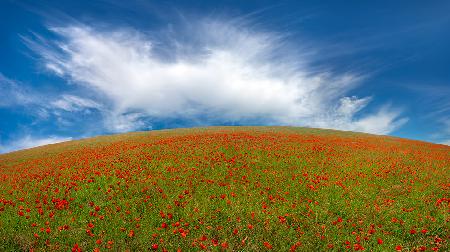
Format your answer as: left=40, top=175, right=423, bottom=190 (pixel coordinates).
left=263, top=241, right=273, bottom=249
left=71, top=244, right=81, bottom=252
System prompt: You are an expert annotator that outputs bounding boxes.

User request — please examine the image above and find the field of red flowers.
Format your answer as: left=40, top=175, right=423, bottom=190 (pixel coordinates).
left=0, top=127, right=449, bottom=251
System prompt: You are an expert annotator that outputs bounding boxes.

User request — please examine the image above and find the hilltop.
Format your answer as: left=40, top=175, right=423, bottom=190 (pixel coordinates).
left=0, top=127, right=449, bottom=251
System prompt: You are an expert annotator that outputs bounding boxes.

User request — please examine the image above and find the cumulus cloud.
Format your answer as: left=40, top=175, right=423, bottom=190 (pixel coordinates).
left=0, top=135, right=72, bottom=154
left=27, top=19, right=407, bottom=134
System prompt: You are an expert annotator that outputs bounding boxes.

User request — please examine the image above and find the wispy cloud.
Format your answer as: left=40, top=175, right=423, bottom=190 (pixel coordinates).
left=402, top=83, right=450, bottom=144
left=0, top=73, right=40, bottom=107
left=0, top=135, right=72, bottom=154
left=51, top=94, right=102, bottom=112
left=437, top=119, right=450, bottom=146
left=1, top=72, right=103, bottom=120
left=25, top=18, right=407, bottom=134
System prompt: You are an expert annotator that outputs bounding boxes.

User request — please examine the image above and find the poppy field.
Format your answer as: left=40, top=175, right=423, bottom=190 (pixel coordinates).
left=0, top=126, right=449, bottom=251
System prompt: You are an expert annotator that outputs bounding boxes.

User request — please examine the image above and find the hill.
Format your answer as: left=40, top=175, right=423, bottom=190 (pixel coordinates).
left=0, top=126, right=449, bottom=251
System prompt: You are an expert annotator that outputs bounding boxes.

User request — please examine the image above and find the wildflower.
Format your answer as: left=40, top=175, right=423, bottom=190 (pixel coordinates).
left=221, top=242, right=228, bottom=249
left=264, top=241, right=273, bottom=249
left=71, top=244, right=81, bottom=252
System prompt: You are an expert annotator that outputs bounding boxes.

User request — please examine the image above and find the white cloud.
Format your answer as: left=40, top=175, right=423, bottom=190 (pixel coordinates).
left=0, top=74, right=103, bottom=124
left=0, top=74, right=39, bottom=107
left=440, top=139, right=450, bottom=146
left=0, top=135, right=72, bottom=154
left=28, top=19, right=407, bottom=134
left=104, top=112, right=147, bottom=132
left=51, top=94, right=102, bottom=112
left=351, top=108, right=409, bottom=135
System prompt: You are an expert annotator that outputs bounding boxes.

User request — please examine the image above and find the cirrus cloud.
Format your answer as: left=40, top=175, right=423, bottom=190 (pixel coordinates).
left=51, top=94, right=103, bottom=112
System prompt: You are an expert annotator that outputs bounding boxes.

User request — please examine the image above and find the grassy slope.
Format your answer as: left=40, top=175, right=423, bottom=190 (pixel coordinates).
left=0, top=126, right=449, bottom=251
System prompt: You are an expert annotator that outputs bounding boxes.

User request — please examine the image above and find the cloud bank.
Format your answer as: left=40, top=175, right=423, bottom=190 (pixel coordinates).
left=27, top=18, right=406, bottom=134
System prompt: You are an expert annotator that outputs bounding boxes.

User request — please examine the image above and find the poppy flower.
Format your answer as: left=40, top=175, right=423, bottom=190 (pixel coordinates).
left=264, top=241, right=273, bottom=249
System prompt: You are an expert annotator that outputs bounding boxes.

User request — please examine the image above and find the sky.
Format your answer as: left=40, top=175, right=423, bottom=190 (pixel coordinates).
left=0, top=0, right=449, bottom=153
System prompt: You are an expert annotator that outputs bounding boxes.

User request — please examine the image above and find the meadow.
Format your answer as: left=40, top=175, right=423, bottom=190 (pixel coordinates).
left=0, top=126, right=449, bottom=251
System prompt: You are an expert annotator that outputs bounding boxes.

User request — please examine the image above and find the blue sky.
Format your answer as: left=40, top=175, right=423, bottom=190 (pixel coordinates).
left=1, top=0, right=449, bottom=153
